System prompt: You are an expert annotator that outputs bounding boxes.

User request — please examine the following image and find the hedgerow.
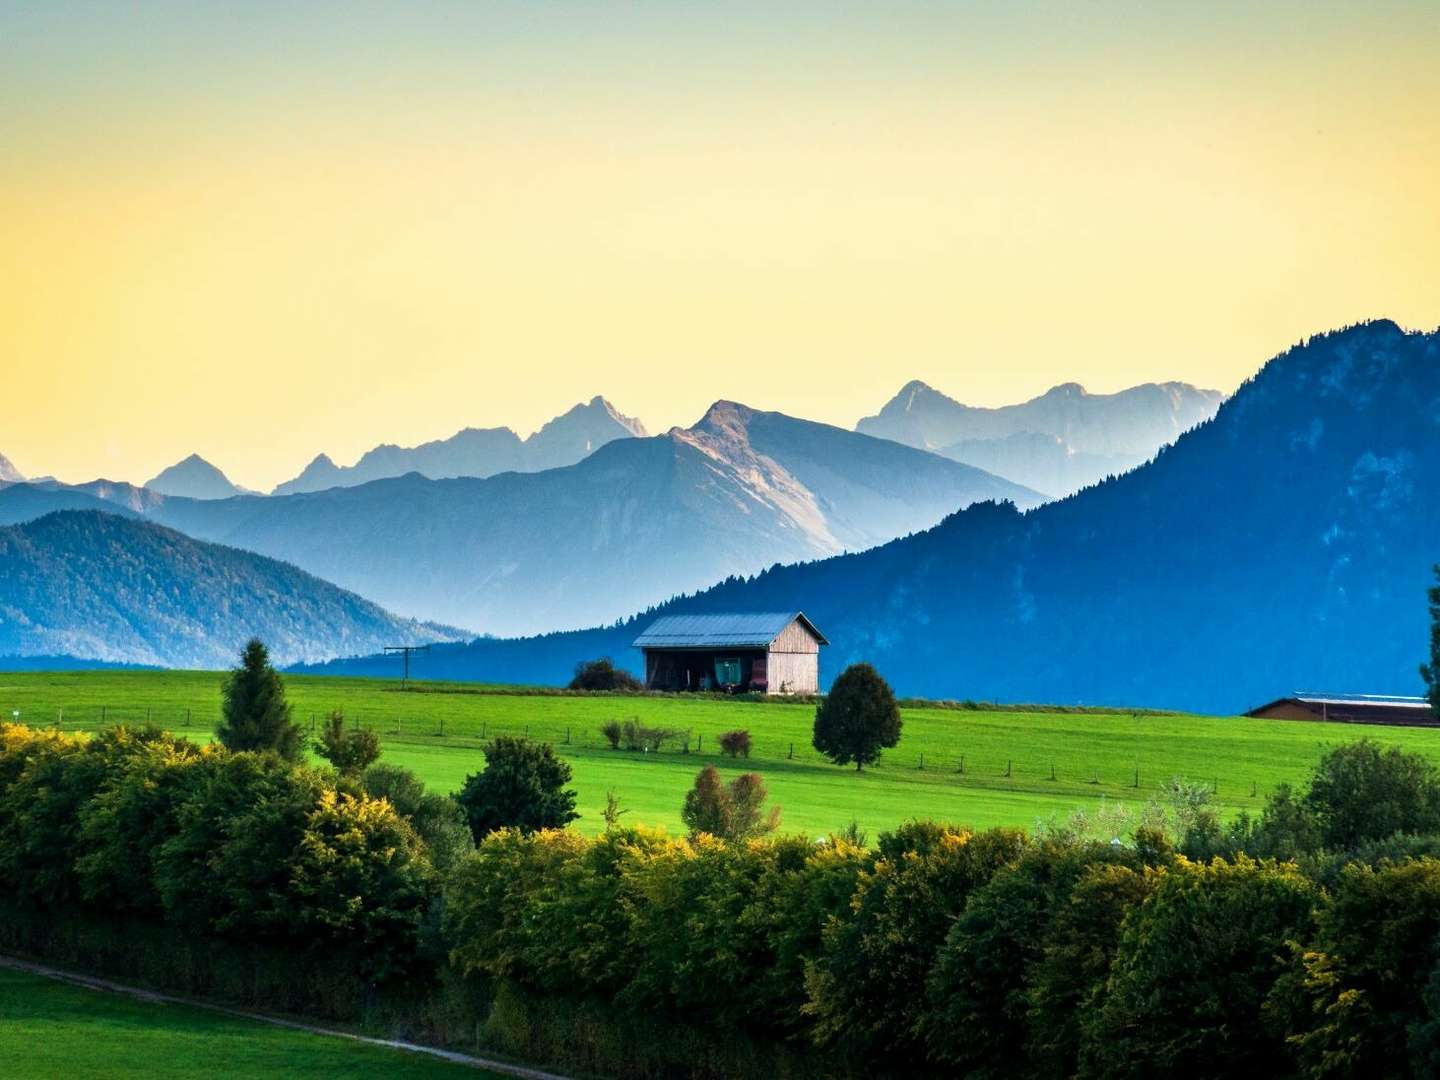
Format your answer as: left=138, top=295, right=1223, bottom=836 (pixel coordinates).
left=4, top=722, right=1440, bottom=1078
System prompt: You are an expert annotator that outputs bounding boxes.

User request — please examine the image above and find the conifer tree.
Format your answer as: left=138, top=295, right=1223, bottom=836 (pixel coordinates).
left=1422, top=565, right=1440, bottom=718
left=216, top=638, right=305, bottom=761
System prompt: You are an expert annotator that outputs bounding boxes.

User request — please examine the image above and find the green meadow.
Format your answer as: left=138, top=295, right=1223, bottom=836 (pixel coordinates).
left=0, top=967, right=491, bottom=1079
left=3, top=669, right=1439, bottom=837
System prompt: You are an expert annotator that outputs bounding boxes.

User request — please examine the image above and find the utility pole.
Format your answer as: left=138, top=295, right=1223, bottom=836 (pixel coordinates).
left=384, top=644, right=431, bottom=688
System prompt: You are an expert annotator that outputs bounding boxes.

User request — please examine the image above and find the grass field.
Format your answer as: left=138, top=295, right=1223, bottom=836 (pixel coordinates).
left=0, top=967, right=492, bottom=1078
left=3, top=669, right=1439, bottom=837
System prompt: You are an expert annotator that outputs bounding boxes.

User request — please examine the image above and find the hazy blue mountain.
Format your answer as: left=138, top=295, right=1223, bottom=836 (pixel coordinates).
left=307, top=321, right=1440, bottom=715
left=2, top=404, right=1040, bottom=636
left=937, top=431, right=1138, bottom=500
left=272, top=396, right=648, bottom=495
left=0, top=484, right=138, bottom=527
left=0, top=511, right=460, bottom=669
left=857, top=379, right=1223, bottom=496
left=144, top=453, right=251, bottom=500
left=0, top=453, right=23, bottom=483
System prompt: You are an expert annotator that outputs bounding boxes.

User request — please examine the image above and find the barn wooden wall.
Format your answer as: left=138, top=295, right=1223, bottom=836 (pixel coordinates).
left=768, top=619, right=821, bottom=693
left=767, top=650, right=818, bottom=694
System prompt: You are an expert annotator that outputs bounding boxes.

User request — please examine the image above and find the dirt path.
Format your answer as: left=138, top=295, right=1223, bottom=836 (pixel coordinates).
left=0, top=955, right=573, bottom=1080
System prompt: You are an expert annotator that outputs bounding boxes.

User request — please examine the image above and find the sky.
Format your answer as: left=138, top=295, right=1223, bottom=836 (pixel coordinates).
left=3, top=1, right=1438, bottom=491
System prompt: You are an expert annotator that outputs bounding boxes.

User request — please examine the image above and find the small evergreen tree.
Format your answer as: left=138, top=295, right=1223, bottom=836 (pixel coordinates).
left=812, top=663, right=902, bottom=771
left=216, top=639, right=304, bottom=761
left=314, top=710, right=381, bottom=776
left=455, top=737, right=578, bottom=841
left=1423, top=564, right=1440, bottom=718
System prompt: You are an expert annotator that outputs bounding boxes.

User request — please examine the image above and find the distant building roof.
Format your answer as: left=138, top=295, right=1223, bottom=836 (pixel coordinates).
left=633, top=612, right=828, bottom=649
left=1292, top=693, right=1429, bottom=709
left=1247, top=693, right=1435, bottom=722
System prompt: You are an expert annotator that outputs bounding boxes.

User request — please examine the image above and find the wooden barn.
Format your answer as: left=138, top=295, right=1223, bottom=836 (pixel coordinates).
left=632, top=612, right=827, bottom=695
left=1246, top=693, right=1437, bottom=726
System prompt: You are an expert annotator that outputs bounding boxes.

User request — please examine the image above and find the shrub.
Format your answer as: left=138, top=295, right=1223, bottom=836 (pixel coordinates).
left=362, top=763, right=473, bottom=875
left=443, top=828, right=580, bottom=989
left=1286, top=858, right=1440, bottom=1077
left=680, top=765, right=780, bottom=842
left=718, top=729, right=752, bottom=758
left=621, top=719, right=684, bottom=752
left=804, top=822, right=1027, bottom=1064
left=1304, top=739, right=1440, bottom=849
left=455, top=737, right=579, bottom=842
left=920, top=839, right=1145, bottom=1076
left=74, top=733, right=215, bottom=915
left=216, top=639, right=305, bottom=761
left=600, top=720, right=623, bottom=749
left=569, top=658, right=643, bottom=692
left=288, top=789, right=436, bottom=978
left=0, top=727, right=126, bottom=905
left=154, top=751, right=329, bottom=938
left=1027, top=862, right=1158, bottom=1078
left=1088, top=856, right=1317, bottom=1077
left=314, top=710, right=381, bottom=776
left=812, top=663, right=901, bottom=771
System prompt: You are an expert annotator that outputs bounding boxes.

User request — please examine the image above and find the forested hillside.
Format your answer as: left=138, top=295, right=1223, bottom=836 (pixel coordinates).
left=0, top=511, right=457, bottom=668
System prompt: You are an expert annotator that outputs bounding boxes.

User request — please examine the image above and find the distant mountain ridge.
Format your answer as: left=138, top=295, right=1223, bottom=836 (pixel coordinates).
left=0, top=511, right=460, bottom=668
left=145, top=453, right=252, bottom=500
left=1, top=403, right=1041, bottom=637
left=272, top=396, right=647, bottom=495
left=857, top=379, right=1223, bottom=496
left=0, top=452, right=23, bottom=484
left=308, top=320, right=1440, bottom=715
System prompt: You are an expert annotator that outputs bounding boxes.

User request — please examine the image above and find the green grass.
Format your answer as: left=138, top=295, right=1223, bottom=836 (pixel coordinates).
left=0, top=967, right=492, bottom=1078
left=3, top=669, right=1439, bottom=837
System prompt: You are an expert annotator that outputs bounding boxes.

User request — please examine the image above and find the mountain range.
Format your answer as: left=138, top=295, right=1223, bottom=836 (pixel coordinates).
left=0, top=403, right=1039, bottom=637
left=306, top=321, right=1440, bottom=714
left=0, top=453, right=23, bottom=484
left=857, top=379, right=1223, bottom=497
left=271, top=395, right=647, bottom=495
left=0, top=511, right=458, bottom=668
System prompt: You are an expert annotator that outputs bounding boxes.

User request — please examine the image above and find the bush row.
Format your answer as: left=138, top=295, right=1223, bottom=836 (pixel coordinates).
left=6, top=721, right=1440, bottom=1078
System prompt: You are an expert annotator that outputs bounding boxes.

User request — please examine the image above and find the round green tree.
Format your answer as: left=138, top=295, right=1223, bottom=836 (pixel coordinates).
left=216, top=638, right=304, bottom=761
left=456, top=736, right=579, bottom=841
left=812, top=662, right=902, bottom=771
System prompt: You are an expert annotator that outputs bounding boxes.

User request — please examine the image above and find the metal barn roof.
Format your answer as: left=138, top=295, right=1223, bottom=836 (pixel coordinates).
left=1246, top=693, right=1435, bottom=720
left=1293, top=693, right=1429, bottom=709
left=632, top=612, right=828, bottom=649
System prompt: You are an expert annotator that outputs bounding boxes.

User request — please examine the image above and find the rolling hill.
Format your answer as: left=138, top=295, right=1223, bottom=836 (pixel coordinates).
left=857, top=379, right=1223, bottom=496
left=308, top=321, right=1440, bottom=715
left=271, top=395, right=647, bottom=494
left=0, top=511, right=459, bottom=668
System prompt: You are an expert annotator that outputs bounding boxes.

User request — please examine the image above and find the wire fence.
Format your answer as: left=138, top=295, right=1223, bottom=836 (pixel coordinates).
left=5, top=702, right=1273, bottom=803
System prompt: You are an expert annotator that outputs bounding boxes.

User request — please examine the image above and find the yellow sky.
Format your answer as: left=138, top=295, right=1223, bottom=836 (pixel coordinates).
left=2, top=3, right=1438, bottom=490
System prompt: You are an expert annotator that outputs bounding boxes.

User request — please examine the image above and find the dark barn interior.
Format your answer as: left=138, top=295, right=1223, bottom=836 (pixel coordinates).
left=644, top=649, right=767, bottom=692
